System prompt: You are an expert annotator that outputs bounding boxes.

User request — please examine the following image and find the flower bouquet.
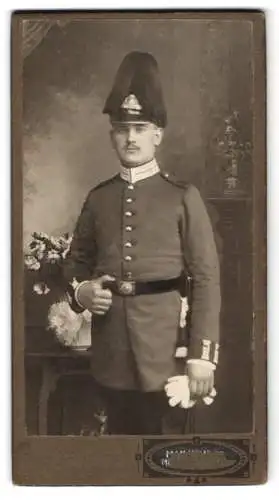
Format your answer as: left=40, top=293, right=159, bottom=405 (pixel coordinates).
left=24, top=231, right=72, bottom=294
left=24, top=232, right=91, bottom=350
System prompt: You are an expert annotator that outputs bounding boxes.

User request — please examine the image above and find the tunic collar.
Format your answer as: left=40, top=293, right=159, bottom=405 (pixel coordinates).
left=119, top=158, right=160, bottom=184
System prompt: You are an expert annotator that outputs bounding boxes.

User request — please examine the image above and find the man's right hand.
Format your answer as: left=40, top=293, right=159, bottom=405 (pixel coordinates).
left=76, top=275, right=115, bottom=315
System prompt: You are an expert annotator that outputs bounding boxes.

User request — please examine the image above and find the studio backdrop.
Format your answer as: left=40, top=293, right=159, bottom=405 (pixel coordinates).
left=23, top=18, right=253, bottom=435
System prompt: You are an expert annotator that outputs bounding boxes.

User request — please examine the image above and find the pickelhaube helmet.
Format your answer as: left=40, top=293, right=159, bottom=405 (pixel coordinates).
left=103, top=51, right=167, bottom=128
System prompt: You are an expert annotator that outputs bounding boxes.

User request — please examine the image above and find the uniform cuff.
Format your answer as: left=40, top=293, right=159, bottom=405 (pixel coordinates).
left=74, top=281, right=90, bottom=309
left=187, top=359, right=216, bottom=371
left=66, top=279, right=88, bottom=314
left=188, top=339, right=219, bottom=365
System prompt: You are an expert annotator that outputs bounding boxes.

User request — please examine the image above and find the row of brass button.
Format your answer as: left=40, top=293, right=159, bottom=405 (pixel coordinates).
left=124, top=184, right=136, bottom=266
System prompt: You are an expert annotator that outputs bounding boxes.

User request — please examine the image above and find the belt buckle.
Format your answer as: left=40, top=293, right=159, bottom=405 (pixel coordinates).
left=118, top=280, right=136, bottom=296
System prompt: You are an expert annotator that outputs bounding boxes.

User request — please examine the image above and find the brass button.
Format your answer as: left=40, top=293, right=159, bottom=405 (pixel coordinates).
left=125, top=211, right=133, bottom=217
left=127, top=184, right=134, bottom=190
left=125, top=271, right=132, bottom=279
left=124, top=241, right=132, bottom=248
left=124, top=255, right=132, bottom=262
left=125, top=225, right=133, bottom=232
left=126, top=198, right=133, bottom=203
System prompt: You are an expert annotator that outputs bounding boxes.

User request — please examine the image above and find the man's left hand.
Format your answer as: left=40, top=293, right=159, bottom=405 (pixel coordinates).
left=187, top=362, right=214, bottom=398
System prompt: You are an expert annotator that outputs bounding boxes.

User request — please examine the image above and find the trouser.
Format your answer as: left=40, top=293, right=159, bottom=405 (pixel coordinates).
left=101, top=387, right=169, bottom=435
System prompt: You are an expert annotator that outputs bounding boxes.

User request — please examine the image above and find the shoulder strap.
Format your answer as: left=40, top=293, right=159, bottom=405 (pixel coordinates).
left=159, top=171, right=189, bottom=189
left=93, top=173, right=120, bottom=192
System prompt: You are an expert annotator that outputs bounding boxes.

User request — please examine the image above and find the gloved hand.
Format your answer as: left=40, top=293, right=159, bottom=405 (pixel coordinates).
left=187, top=361, right=215, bottom=398
left=165, top=375, right=217, bottom=409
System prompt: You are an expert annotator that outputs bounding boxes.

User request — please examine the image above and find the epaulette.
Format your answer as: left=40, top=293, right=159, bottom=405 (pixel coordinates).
left=93, top=173, right=120, bottom=192
left=160, top=171, right=189, bottom=189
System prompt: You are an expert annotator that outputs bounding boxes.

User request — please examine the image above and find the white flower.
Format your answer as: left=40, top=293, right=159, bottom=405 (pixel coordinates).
left=50, top=236, right=63, bottom=251
left=33, top=282, right=50, bottom=295
left=25, top=255, right=40, bottom=271
left=28, top=241, right=47, bottom=261
left=37, top=241, right=46, bottom=252
left=36, top=250, right=45, bottom=261
left=34, top=231, right=48, bottom=240
left=62, top=247, right=70, bottom=259
left=58, top=236, right=70, bottom=249
left=61, top=236, right=72, bottom=259
left=29, top=240, right=46, bottom=251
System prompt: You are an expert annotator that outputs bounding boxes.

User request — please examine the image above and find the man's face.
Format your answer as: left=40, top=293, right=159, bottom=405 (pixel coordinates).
left=110, top=121, right=163, bottom=167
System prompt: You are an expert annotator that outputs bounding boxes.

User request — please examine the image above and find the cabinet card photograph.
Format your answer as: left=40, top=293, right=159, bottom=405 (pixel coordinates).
left=12, top=11, right=266, bottom=485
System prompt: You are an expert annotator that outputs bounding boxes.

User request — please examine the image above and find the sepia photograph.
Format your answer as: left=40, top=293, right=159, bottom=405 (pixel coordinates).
left=12, top=11, right=266, bottom=485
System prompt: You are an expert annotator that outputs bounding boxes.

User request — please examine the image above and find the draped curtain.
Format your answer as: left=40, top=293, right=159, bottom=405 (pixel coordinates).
left=22, top=19, right=69, bottom=59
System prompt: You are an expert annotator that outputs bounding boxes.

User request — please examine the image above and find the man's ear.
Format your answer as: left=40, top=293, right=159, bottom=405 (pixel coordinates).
left=154, top=127, right=164, bottom=146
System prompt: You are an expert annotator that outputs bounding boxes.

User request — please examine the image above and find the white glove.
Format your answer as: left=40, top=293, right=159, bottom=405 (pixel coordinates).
left=165, top=375, right=217, bottom=409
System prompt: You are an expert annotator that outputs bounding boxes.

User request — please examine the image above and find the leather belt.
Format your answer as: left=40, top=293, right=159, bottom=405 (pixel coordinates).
left=103, top=276, right=182, bottom=297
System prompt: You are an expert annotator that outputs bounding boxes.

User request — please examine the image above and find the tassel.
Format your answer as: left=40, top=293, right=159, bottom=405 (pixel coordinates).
left=175, top=296, right=189, bottom=359
left=48, top=299, right=91, bottom=348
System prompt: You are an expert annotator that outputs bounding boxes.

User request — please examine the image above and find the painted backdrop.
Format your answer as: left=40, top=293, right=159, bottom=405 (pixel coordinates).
left=23, top=19, right=253, bottom=244
left=23, top=18, right=254, bottom=434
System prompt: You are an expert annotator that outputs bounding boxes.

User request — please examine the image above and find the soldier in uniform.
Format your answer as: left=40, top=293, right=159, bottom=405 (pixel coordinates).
left=64, top=51, right=221, bottom=435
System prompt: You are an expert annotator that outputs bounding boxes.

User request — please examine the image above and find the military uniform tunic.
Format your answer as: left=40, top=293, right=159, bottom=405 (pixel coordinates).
left=65, top=169, right=221, bottom=392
